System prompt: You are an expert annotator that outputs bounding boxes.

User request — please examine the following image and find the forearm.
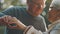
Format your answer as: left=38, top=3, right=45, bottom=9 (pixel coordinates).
left=16, top=19, right=27, bottom=30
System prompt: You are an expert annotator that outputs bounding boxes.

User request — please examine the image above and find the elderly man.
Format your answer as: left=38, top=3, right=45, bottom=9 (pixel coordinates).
left=0, top=0, right=47, bottom=34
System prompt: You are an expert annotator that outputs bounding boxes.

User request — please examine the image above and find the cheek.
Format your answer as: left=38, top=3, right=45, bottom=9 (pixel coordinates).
left=31, top=5, right=38, bottom=13
left=36, top=5, right=44, bottom=13
left=48, top=9, right=57, bottom=22
left=36, top=8, right=43, bottom=13
left=33, top=7, right=43, bottom=15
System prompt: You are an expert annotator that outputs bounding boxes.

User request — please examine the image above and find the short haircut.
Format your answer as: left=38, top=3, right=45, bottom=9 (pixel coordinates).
left=27, top=0, right=46, bottom=5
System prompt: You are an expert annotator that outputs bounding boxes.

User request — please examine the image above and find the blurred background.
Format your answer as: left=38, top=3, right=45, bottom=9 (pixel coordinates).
left=0, top=0, right=52, bottom=34
left=0, top=0, right=27, bottom=11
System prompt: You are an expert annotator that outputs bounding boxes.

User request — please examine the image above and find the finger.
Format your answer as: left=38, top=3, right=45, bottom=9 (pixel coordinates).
left=12, top=17, right=18, bottom=21
left=7, top=16, right=13, bottom=21
left=2, top=16, right=12, bottom=25
left=2, top=15, right=9, bottom=23
left=3, top=15, right=13, bottom=23
left=7, top=24, right=18, bottom=29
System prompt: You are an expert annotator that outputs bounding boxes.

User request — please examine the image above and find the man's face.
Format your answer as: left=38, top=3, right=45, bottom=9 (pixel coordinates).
left=48, top=7, right=60, bottom=23
left=27, top=0, right=45, bottom=16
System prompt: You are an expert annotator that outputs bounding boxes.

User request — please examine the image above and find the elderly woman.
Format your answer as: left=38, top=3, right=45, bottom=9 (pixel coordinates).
left=47, top=0, right=60, bottom=34
left=48, top=0, right=60, bottom=23
left=48, top=0, right=60, bottom=29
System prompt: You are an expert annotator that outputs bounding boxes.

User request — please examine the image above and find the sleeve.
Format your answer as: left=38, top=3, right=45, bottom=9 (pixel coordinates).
left=23, top=26, right=43, bottom=34
left=0, top=13, right=5, bottom=17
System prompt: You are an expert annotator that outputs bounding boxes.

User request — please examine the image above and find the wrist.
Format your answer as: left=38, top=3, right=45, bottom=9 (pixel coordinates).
left=23, top=25, right=32, bottom=34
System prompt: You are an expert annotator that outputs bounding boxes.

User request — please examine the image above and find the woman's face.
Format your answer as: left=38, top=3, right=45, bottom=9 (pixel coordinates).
left=27, top=0, right=45, bottom=16
left=48, top=7, right=60, bottom=23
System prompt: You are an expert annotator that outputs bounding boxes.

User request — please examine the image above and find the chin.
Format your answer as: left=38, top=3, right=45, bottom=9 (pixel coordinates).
left=32, top=14, right=40, bottom=17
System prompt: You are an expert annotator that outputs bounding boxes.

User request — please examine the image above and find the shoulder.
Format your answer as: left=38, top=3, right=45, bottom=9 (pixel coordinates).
left=39, top=15, right=47, bottom=31
left=4, top=6, right=26, bottom=11
left=2, top=6, right=26, bottom=14
left=35, top=15, right=46, bottom=23
left=38, top=15, right=46, bottom=24
left=37, top=15, right=45, bottom=20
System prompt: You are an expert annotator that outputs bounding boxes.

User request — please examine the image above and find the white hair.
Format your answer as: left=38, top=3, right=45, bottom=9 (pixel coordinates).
left=50, top=0, right=60, bottom=9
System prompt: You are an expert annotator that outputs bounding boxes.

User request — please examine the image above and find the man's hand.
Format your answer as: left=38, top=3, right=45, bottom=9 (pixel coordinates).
left=8, top=17, right=27, bottom=30
left=0, top=15, right=27, bottom=30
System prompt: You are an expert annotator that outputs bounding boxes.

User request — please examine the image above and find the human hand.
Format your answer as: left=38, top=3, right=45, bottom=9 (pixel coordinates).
left=5, top=16, right=27, bottom=30
left=0, top=15, right=27, bottom=30
left=0, top=15, right=16, bottom=28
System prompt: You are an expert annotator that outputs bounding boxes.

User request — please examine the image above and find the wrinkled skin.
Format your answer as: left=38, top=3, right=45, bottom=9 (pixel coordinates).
left=48, top=7, right=60, bottom=23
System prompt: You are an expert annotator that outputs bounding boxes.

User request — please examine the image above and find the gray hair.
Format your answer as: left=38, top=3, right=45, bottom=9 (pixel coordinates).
left=50, top=0, right=60, bottom=9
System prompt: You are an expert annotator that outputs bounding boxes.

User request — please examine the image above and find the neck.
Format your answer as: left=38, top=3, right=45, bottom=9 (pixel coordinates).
left=27, top=10, right=39, bottom=17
